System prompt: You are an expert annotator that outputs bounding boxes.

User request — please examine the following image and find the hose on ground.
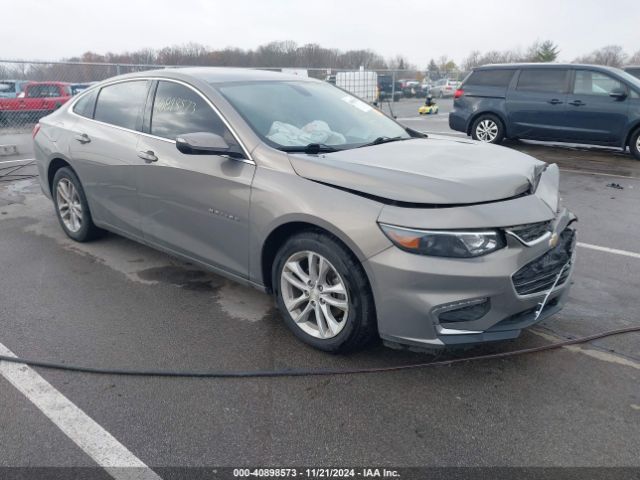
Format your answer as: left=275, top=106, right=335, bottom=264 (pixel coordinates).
left=0, top=326, right=638, bottom=378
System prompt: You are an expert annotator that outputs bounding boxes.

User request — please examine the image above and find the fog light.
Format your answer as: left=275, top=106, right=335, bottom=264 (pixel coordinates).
left=437, top=298, right=490, bottom=323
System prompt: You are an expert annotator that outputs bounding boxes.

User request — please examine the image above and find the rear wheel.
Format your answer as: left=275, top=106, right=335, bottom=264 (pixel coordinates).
left=52, top=167, right=104, bottom=242
left=272, top=231, right=377, bottom=353
left=471, top=114, right=505, bottom=144
left=629, top=128, right=640, bottom=160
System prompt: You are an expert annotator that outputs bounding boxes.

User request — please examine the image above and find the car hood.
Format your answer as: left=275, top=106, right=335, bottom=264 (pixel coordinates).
left=288, top=137, right=546, bottom=205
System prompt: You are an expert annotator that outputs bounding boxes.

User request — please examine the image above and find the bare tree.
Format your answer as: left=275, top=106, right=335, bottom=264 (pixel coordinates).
left=627, top=50, right=640, bottom=65
left=574, top=45, right=628, bottom=67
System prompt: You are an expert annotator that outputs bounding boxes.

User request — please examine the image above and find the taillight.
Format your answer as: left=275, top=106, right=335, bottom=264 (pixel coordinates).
left=454, top=88, right=464, bottom=99
left=32, top=123, right=41, bottom=139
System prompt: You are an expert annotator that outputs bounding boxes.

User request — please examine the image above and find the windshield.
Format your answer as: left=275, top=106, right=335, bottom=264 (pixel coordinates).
left=216, top=81, right=410, bottom=149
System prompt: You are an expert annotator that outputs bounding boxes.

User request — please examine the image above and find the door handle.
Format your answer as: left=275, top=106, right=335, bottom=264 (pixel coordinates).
left=137, top=150, right=158, bottom=163
left=569, top=100, right=586, bottom=107
left=548, top=99, right=563, bottom=105
left=74, top=133, right=91, bottom=144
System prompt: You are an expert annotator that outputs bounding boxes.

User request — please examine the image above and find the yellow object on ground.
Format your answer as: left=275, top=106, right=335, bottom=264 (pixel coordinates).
left=418, top=104, right=439, bottom=115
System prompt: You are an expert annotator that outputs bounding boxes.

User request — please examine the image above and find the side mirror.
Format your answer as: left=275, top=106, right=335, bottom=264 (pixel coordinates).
left=609, top=88, right=627, bottom=100
left=176, top=132, right=244, bottom=158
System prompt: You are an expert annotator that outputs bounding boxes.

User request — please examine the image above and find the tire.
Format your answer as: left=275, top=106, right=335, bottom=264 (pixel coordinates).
left=272, top=230, right=377, bottom=353
left=471, top=114, right=505, bottom=144
left=629, top=128, right=640, bottom=161
left=52, top=167, right=104, bottom=242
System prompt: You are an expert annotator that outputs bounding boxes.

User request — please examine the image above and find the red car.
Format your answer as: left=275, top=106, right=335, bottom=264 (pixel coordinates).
left=0, top=81, right=72, bottom=124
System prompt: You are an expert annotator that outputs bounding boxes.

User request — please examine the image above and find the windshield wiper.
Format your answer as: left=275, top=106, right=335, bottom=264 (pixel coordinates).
left=357, top=136, right=408, bottom=149
left=280, top=143, right=341, bottom=154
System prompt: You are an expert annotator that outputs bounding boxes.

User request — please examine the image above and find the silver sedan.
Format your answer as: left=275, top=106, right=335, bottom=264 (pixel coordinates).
left=34, top=68, right=576, bottom=352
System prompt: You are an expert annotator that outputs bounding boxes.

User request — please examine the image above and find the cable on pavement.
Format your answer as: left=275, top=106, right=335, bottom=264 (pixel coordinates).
left=0, top=325, right=638, bottom=378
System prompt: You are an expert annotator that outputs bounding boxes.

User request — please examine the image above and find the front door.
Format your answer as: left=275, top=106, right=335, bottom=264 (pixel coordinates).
left=136, top=80, right=255, bottom=278
left=563, top=69, right=629, bottom=144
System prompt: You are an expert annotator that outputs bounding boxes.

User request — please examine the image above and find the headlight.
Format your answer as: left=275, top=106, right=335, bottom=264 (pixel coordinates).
left=379, top=224, right=505, bottom=258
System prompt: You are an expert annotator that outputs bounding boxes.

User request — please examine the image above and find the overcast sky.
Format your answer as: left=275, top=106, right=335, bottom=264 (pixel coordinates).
left=2, top=0, right=637, bottom=67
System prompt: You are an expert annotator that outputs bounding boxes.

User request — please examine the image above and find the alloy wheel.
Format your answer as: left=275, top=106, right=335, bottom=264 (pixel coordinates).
left=475, top=119, right=499, bottom=142
left=56, top=178, right=83, bottom=233
left=280, top=250, right=349, bottom=339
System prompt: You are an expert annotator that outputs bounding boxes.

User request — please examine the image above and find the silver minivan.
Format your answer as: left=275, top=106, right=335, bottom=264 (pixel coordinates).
left=34, top=68, right=576, bottom=352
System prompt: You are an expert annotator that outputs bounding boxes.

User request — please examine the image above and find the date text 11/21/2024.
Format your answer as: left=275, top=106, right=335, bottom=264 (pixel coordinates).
left=232, top=468, right=400, bottom=478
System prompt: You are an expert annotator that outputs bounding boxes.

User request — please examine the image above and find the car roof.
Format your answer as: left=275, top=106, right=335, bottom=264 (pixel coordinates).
left=112, top=67, right=317, bottom=84
left=25, top=81, right=71, bottom=86
left=474, top=63, right=625, bottom=74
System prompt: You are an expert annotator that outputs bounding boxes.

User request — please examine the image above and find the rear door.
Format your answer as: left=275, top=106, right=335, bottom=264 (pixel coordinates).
left=136, top=80, right=255, bottom=278
left=564, top=69, right=629, bottom=143
left=69, top=80, right=150, bottom=239
left=506, top=68, right=570, bottom=140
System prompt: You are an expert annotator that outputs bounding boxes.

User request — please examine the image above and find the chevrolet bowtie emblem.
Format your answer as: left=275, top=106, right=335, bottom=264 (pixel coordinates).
left=549, top=232, right=559, bottom=248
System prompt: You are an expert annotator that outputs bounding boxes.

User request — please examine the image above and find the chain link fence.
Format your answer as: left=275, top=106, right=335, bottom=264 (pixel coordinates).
left=0, top=60, right=463, bottom=134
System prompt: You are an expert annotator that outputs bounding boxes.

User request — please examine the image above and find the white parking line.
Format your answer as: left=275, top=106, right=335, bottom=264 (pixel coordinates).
left=0, top=343, right=162, bottom=480
left=0, top=158, right=34, bottom=164
left=578, top=242, right=640, bottom=259
left=559, top=168, right=639, bottom=181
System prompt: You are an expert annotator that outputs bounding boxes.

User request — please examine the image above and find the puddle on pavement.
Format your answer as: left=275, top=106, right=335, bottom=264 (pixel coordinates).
left=137, top=265, right=225, bottom=291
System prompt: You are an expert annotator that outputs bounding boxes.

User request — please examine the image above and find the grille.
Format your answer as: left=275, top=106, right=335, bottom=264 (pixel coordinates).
left=512, top=228, right=575, bottom=296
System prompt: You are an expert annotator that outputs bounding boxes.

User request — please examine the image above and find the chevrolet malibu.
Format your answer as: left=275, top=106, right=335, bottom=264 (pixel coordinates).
left=34, top=68, right=576, bottom=352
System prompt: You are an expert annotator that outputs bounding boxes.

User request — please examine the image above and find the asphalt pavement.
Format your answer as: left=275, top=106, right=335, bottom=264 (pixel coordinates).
left=0, top=110, right=639, bottom=475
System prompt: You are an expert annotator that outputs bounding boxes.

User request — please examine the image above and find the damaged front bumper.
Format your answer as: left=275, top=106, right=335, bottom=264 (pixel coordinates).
left=365, top=203, right=577, bottom=351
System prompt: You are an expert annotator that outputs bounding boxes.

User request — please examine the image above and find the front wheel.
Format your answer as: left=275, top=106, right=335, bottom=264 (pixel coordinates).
left=272, top=231, right=377, bottom=353
left=629, top=128, right=640, bottom=160
left=471, top=114, right=505, bottom=144
left=52, top=167, right=104, bottom=242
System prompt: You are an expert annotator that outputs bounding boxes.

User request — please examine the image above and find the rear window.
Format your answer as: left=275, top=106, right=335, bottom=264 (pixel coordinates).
left=73, top=89, right=98, bottom=118
left=94, top=81, right=148, bottom=131
left=517, top=69, right=569, bottom=93
left=466, top=69, right=515, bottom=87
left=26, top=84, right=62, bottom=98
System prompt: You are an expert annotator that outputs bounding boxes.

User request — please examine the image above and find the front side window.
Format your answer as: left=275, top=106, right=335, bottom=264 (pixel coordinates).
left=150, top=81, right=236, bottom=145
left=517, top=69, right=569, bottom=93
left=574, top=70, right=624, bottom=96
left=94, top=81, right=148, bottom=131
left=217, top=81, right=409, bottom=149
left=72, top=89, right=98, bottom=118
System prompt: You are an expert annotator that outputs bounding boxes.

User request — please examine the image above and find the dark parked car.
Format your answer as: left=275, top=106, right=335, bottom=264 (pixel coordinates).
left=624, top=66, right=640, bottom=80
left=449, top=63, right=640, bottom=159
left=377, top=75, right=402, bottom=102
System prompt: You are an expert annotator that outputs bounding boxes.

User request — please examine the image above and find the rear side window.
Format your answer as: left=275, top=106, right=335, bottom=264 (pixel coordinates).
left=517, top=69, right=569, bottom=93
left=150, top=81, right=236, bottom=144
left=574, top=70, right=623, bottom=96
left=466, top=69, right=515, bottom=87
left=94, top=81, right=148, bottom=131
left=72, top=89, right=98, bottom=118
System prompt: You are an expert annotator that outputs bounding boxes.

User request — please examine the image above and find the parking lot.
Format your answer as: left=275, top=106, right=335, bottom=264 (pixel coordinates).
left=1, top=101, right=639, bottom=476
